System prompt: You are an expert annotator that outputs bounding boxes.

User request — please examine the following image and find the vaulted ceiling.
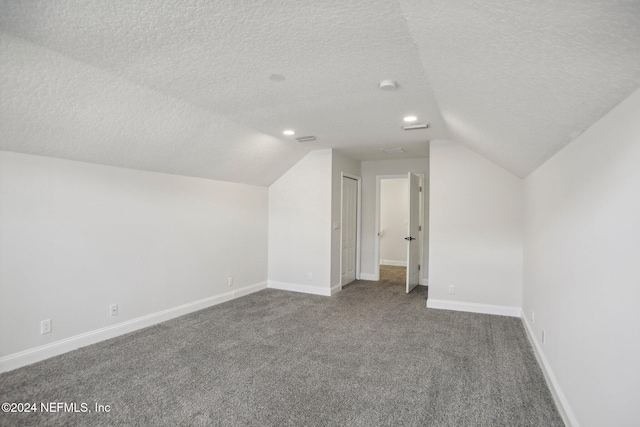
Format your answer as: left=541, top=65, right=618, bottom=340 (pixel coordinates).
left=1, top=1, right=639, bottom=186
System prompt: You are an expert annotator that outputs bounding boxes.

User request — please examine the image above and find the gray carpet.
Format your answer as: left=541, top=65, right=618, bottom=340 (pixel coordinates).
left=0, top=269, right=563, bottom=426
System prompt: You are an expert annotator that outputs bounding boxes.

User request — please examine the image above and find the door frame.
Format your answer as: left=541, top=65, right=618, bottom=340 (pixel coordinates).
left=375, top=174, right=425, bottom=284
left=340, top=172, right=362, bottom=287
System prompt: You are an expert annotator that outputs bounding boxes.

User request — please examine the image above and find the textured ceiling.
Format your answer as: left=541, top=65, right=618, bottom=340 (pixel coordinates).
left=1, top=1, right=639, bottom=185
left=401, top=0, right=640, bottom=176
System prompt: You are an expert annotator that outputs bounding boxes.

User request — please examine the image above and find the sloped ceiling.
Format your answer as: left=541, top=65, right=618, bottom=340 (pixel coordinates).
left=1, top=1, right=639, bottom=186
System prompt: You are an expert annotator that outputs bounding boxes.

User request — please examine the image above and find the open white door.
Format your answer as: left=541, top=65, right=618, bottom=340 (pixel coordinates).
left=406, top=173, right=420, bottom=293
left=341, top=177, right=358, bottom=286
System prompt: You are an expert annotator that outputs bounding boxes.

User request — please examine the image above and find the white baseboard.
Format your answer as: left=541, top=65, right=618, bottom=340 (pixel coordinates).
left=381, top=260, right=407, bottom=267
left=522, top=316, right=578, bottom=427
left=426, top=298, right=521, bottom=317
left=330, top=284, right=342, bottom=296
left=0, top=281, right=267, bottom=374
left=267, top=281, right=332, bottom=296
left=359, top=273, right=379, bottom=281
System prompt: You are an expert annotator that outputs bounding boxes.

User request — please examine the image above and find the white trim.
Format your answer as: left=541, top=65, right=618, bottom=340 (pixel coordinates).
left=268, top=281, right=332, bottom=296
left=358, top=273, right=379, bottom=281
left=426, top=299, right=521, bottom=317
left=330, top=284, right=342, bottom=295
left=0, top=281, right=267, bottom=373
left=522, top=316, right=578, bottom=427
left=422, top=278, right=429, bottom=285
left=233, top=282, right=268, bottom=298
left=381, top=259, right=407, bottom=267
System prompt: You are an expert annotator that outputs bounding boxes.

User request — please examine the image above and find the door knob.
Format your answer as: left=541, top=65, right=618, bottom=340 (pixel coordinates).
left=404, top=237, right=416, bottom=241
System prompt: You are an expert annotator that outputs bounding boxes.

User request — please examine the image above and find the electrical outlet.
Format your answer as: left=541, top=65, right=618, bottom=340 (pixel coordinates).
left=448, top=285, right=455, bottom=295
left=110, top=304, right=118, bottom=317
left=307, top=272, right=313, bottom=281
left=541, top=329, right=545, bottom=344
left=532, top=310, right=535, bottom=323
left=41, top=319, right=51, bottom=335
left=228, top=276, right=233, bottom=287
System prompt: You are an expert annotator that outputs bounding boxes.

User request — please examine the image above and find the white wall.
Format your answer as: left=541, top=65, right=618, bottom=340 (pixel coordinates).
left=330, top=151, right=361, bottom=289
left=361, top=158, right=429, bottom=281
left=268, top=149, right=333, bottom=294
left=428, top=141, right=522, bottom=315
left=523, top=88, right=640, bottom=427
left=0, top=151, right=268, bottom=366
left=380, top=178, right=408, bottom=265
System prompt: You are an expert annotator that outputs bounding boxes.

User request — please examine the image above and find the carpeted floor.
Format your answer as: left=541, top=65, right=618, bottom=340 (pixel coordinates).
left=0, top=270, right=563, bottom=426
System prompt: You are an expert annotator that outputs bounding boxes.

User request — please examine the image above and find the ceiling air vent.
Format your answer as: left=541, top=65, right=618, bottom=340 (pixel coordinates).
left=402, top=123, right=430, bottom=131
left=295, top=136, right=316, bottom=142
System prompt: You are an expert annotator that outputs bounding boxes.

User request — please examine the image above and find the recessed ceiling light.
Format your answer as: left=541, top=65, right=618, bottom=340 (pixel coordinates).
left=283, top=130, right=295, bottom=136
left=404, top=115, right=418, bottom=122
left=270, top=74, right=285, bottom=82
left=379, top=80, right=397, bottom=91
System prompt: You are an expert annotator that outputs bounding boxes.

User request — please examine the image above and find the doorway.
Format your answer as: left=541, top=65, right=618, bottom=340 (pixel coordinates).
left=379, top=178, right=408, bottom=268
left=375, top=174, right=424, bottom=292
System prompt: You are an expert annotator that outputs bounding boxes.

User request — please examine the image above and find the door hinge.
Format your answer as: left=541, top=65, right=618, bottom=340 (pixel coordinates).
left=419, top=186, right=422, bottom=192
left=418, top=264, right=421, bottom=270
left=419, top=225, right=422, bottom=231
